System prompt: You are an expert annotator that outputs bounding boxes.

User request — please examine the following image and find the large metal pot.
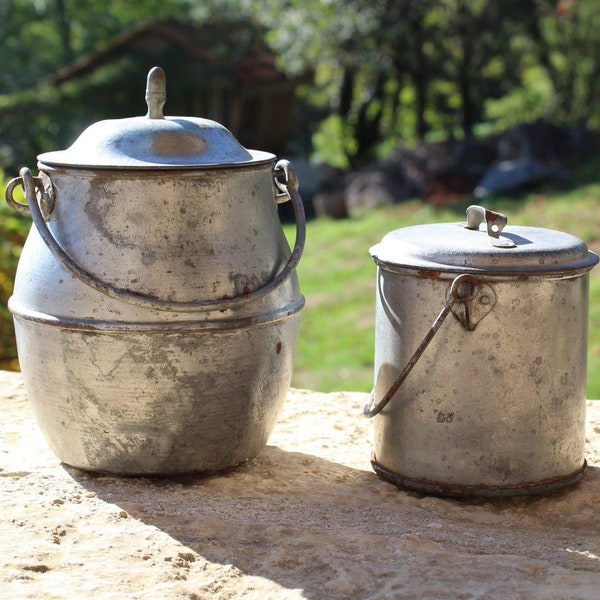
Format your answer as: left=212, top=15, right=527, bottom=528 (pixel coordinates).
left=4, top=67, right=305, bottom=475
left=365, top=205, right=598, bottom=497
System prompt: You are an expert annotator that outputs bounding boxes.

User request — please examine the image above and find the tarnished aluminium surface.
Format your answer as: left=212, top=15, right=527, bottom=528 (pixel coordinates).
left=4, top=67, right=305, bottom=475
left=368, top=207, right=598, bottom=497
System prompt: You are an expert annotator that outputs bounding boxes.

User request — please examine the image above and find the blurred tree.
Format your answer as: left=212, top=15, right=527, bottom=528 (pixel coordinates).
left=245, top=0, right=566, bottom=165
left=525, top=0, right=600, bottom=128
left=428, top=0, right=538, bottom=140
left=2, top=0, right=600, bottom=170
left=242, top=0, right=437, bottom=167
left=0, top=0, right=192, bottom=94
left=54, top=0, right=74, bottom=64
left=0, top=0, right=194, bottom=168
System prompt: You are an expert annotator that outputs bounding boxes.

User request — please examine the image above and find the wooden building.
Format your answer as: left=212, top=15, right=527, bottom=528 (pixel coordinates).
left=46, top=19, right=311, bottom=154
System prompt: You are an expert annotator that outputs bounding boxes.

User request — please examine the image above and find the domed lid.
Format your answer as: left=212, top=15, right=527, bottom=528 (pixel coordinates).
left=370, top=205, right=599, bottom=275
left=38, top=67, right=274, bottom=169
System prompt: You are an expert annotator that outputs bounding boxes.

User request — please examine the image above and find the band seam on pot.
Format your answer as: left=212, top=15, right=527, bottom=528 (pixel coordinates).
left=9, top=296, right=305, bottom=333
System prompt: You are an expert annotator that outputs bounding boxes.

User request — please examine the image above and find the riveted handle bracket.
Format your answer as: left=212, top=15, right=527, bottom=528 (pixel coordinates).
left=364, top=273, right=491, bottom=418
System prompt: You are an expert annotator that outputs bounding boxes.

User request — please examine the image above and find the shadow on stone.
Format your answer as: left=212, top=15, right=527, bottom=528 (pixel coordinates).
left=63, top=444, right=600, bottom=598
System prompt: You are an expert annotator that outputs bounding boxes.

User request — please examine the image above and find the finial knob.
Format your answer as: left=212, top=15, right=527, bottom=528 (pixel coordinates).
left=145, top=66, right=166, bottom=119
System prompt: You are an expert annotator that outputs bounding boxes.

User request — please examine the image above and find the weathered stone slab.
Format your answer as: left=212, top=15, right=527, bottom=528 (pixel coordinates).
left=1, top=370, right=599, bottom=599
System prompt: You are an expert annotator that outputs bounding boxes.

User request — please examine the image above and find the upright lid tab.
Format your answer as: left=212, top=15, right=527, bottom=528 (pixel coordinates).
left=38, top=67, right=273, bottom=169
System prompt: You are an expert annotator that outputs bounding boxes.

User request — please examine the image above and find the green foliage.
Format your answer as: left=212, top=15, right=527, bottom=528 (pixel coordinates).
left=311, top=115, right=355, bottom=170
left=0, top=171, right=30, bottom=370
left=286, top=201, right=447, bottom=392
left=533, top=0, right=600, bottom=127
left=3, top=0, right=600, bottom=170
left=243, top=0, right=600, bottom=166
left=482, top=66, right=553, bottom=133
left=0, top=0, right=192, bottom=94
left=0, top=0, right=196, bottom=168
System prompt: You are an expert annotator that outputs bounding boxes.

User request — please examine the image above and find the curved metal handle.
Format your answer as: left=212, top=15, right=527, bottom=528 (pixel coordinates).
left=364, top=274, right=479, bottom=418
left=4, top=177, right=29, bottom=215
left=9, top=164, right=305, bottom=313
left=5, top=171, right=54, bottom=217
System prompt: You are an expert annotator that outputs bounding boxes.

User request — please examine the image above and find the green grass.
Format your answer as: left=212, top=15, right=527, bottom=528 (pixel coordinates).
left=286, top=202, right=451, bottom=392
left=286, top=184, right=600, bottom=398
left=0, top=173, right=28, bottom=371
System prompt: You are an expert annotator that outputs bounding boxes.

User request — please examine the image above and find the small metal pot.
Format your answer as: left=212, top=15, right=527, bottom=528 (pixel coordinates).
left=365, top=205, right=598, bottom=497
left=4, top=67, right=305, bottom=475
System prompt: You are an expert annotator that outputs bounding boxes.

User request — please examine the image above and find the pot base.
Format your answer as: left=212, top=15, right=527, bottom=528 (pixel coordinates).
left=60, top=458, right=248, bottom=479
left=371, top=457, right=587, bottom=498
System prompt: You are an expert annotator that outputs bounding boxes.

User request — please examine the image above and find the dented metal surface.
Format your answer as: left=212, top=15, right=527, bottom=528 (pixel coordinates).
left=5, top=67, right=305, bottom=475
left=368, top=206, right=598, bottom=497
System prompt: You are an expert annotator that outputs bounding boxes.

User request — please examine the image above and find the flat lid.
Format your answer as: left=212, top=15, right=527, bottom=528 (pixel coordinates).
left=38, top=67, right=273, bottom=169
left=370, top=205, right=599, bottom=275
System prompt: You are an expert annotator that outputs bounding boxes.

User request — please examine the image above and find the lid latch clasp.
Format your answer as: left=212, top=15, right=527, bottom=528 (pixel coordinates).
left=462, top=204, right=516, bottom=248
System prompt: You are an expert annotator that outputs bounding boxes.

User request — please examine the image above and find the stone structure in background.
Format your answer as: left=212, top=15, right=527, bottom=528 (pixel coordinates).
left=316, top=120, right=600, bottom=218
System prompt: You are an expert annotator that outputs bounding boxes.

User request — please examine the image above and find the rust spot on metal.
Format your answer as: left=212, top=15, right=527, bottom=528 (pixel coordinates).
left=484, top=208, right=503, bottom=224
left=417, top=269, right=442, bottom=279
left=371, top=457, right=587, bottom=498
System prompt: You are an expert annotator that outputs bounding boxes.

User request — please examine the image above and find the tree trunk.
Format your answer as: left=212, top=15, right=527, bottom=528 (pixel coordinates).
left=457, top=1, right=475, bottom=139
left=337, top=67, right=355, bottom=118
left=352, top=73, right=386, bottom=167
left=409, top=1, right=429, bottom=140
left=412, top=49, right=428, bottom=140
left=54, top=0, right=74, bottom=64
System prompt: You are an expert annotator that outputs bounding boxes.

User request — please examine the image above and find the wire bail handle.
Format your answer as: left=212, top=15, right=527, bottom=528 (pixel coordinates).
left=364, top=273, right=490, bottom=418
left=5, top=162, right=305, bottom=312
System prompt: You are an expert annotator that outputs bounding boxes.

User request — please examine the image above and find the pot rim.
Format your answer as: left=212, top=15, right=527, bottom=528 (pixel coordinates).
left=36, top=152, right=277, bottom=173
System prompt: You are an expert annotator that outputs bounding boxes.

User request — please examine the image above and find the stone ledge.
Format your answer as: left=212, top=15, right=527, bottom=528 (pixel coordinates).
left=1, top=369, right=599, bottom=599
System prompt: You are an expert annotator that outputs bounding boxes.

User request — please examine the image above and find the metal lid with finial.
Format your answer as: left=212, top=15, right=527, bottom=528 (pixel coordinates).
left=38, top=67, right=273, bottom=169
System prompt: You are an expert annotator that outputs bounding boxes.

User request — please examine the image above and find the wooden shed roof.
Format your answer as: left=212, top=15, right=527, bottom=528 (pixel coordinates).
left=47, top=19, right=300, bottom=89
